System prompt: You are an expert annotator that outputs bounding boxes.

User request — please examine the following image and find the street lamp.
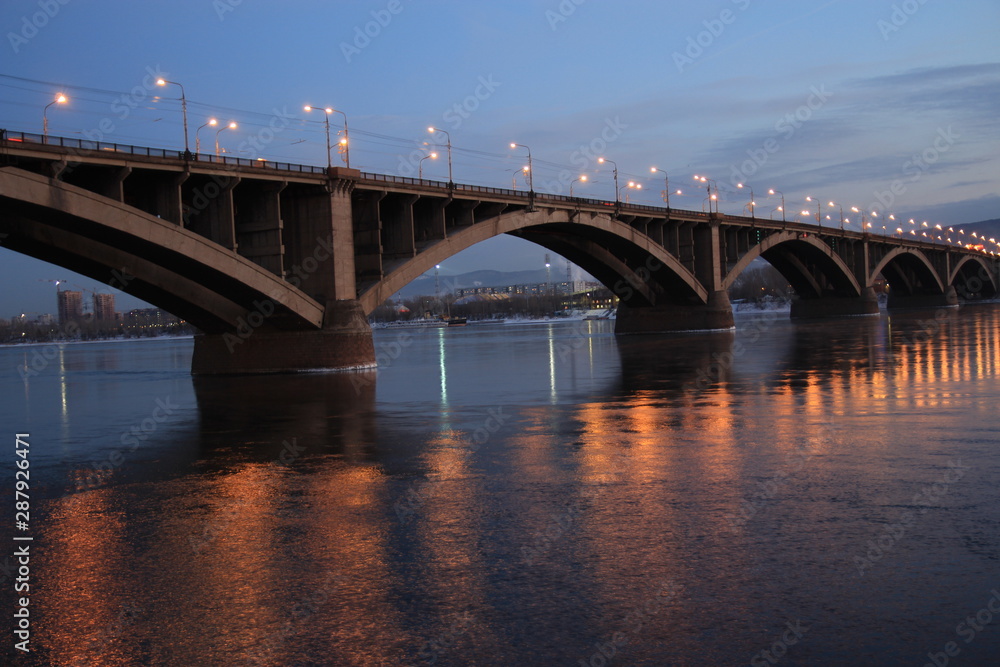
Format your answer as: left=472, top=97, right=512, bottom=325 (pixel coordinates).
left=619, top=181, right=641, bottom=204
left=195, top=118, right=217, bottom=155
left=651, top=167, right=670, bottom=208
left=215, top=121, right=237, bottom=157
left=828, top=201, right=844, bottom=230
left=42, top=93, right=68, bottom=139
left=428, top=126, right=453, bottom=185
left=512, top=166, right=529, bottom=190
left=768, top=189, right=786, bottom=222
left=805, top=196, right=822, bottom=228
left=598, top=158, right=619, bottom=204
left=304, top=105, right=333, bottom=169
left=419, top=152, right=437, bottom=180
left=304, top=105, right=349, bottom=168
left=570, top=174, right=588, bottom=197
left=509, top=142, right=533, bottom=193
left=737, top=182, right=756, bottom=220
left=155, top=78, right=189, bottom=155
left=694, top=175, right=718, bottom=213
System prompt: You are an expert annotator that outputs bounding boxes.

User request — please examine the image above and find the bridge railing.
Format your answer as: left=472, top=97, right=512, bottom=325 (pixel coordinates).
left=0, top=130, right=327, bottom=174
left=356, top=170, right=695, bottom=215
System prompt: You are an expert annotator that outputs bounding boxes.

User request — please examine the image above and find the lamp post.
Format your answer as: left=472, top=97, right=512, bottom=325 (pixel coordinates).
left=768, top=189, right=785, bottom=223
left=195, top=118, right=217, bottom=155
left=598, top=157, right=619, bottom=204
left=512, top=166, right=529, bottom=190
left=428, top=126, right=453, bottom=185
left=619, top=181, right=641, bottom=204
left=737, top=182, right=756, bottom=220
left=332, top=108, right=350, bottom=168
left=155, top=78, right=189, bottom=156
left=419, top=152, right=437, bottom=180
left=829, top=201, right=844, bottom=230
left=304, top=106, right=348, bottom=168
left=570, top=175, right=587, bottom=197
left=651, top=167, right=670, bottom=209
left=694, top=175, right=718, bottom=213
left=304, top=105, right=333, bottom=169
left=805, top=196, right=822, bottom=229
left=851, top=207, right=875, bottom=234
left=509, top=143, right=533, bottom=193
left=215, top=121, right=237, bottom=157
left=42, top=93, right=68, bottom=139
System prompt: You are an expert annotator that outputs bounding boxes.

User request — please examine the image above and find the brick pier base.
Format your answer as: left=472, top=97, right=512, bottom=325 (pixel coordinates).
left=191, top=300, right=375, bottom=375
left=615, top=291, right=735, bottom=333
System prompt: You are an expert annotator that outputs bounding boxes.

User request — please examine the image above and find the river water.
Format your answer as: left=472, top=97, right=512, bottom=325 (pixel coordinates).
left=2, top=306, right=999, bottom=666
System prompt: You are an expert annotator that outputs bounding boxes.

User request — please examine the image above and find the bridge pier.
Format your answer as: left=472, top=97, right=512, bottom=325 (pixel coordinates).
left=615, top=290, right=735, bottom=333
left=191, top=299, right=375, bottom=375
left=887, top=286, right=959, bottom=310
left=790, top=288, right=880, bottom=319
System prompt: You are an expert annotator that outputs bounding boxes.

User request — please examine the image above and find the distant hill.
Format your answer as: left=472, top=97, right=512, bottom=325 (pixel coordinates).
left=958, top=218, right=1000, bottom=240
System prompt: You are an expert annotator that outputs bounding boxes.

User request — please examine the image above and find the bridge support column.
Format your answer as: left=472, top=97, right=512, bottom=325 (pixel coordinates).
left=615, top=290, right=734, bottom=333
left=790, top=287, right=880, bottom=319
left=191, top=300, right=375, bottom=375
left=887, top=286, right=959, bottom=310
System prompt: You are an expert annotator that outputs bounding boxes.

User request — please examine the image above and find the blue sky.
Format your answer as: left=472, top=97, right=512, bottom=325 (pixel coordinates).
left=2, top=0, right=999, bottom=317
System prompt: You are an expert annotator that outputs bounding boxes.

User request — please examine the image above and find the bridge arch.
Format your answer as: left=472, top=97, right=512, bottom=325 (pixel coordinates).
left=869, top=247, right=945, bottom=296
left=949, top=254, right=999, bottom=299
left=0, top=167, right=323, bottom=333
left=359, top=209, right=708, bottom=315
left=722, top=230, right=863, bottom=298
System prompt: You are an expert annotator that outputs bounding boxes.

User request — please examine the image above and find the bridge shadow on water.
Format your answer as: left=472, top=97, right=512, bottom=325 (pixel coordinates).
left=191, top=369, right=379, bottom=465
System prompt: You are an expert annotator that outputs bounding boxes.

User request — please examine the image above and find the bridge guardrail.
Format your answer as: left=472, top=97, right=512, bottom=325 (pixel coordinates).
left=0, top=130, right=327, bottom=174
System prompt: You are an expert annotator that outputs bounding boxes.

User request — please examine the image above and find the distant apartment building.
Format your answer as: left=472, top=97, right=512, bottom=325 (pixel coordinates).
left=454, top=280, right=599, bottom=298
left=93, top=293, right=116, bottom=321
left=57, top=290, right=83, bottom=324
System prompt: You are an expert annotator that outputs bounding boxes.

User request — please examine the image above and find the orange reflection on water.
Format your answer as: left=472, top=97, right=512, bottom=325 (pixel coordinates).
left=36, top=487, right=134, bottom=667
